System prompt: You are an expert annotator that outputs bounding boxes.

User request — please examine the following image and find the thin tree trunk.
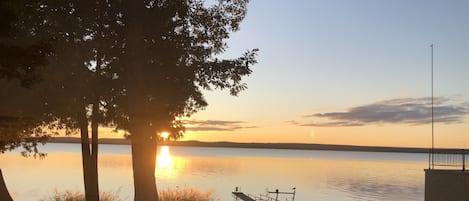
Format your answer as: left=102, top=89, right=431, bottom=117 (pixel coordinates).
left=79, top=103, right=92, bottom=201
left=88, top=98, right=99, bottom=201
left=80, top=100, right=99, bottom=201
left=86, top=1, right=104, bottom=198
left=0, top=169, right=13, bottom=201
left=85, top=50, right=102, bottom=201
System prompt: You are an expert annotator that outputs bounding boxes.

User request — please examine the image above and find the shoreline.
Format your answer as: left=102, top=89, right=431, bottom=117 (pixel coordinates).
left=47, top=137, right=443, bottom=154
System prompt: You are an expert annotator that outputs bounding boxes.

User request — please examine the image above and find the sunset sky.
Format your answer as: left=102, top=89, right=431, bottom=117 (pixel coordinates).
left=104, top=0, right=469, bottom=148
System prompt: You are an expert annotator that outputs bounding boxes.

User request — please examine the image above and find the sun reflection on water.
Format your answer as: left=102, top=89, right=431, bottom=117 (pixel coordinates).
left=157, top=146, right=172, bottom=168
left=155, top=146, right=185, bottom=179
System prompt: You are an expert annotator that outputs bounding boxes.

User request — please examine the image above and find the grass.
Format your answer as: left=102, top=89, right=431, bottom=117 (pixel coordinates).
left=159, top=188, right=219, bottom=201
left=39, top=188, right=219, bottom=201
left=39, top=189, right=122, bottom=201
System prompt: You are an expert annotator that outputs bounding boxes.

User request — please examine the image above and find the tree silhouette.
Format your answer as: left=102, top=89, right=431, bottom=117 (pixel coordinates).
left=122, top=1, right=257, bottom=200
left=1, top=1, right=256, bottom=201
left=1, top=1, right=124, bottom=200
left=0, top=0, right=53, bottom=158
left=0, top=1, right=52, bottom=200
left=15, top=1, right=126, bottom=201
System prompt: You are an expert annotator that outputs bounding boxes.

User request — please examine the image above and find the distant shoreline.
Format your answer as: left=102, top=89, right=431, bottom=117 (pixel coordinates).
left=47, top=137, right=443, bottom=153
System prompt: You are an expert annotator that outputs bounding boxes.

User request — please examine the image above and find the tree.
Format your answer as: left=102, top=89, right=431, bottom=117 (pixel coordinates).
left=0, top=1, right=52, bottom=200
left=15, top=1, right=126, bottom=201
left=0, top=169, right=12, bottom=201
left=2, top=1, right=257, bottom=201
left=1, top=1, right=124, bottom=201
left=122, top=1, right=257, bottom=200
left=0, top=0, right=52, bottom=166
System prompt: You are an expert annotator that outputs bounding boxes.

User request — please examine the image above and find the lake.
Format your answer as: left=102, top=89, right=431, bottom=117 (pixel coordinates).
left=0, top=143, right=426, bottom=201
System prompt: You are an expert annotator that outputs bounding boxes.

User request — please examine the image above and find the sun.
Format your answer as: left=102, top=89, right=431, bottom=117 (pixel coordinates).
left=160, top=132, right=170, bottom=139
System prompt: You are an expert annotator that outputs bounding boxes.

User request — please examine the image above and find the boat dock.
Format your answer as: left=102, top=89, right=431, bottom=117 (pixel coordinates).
left=232, top=187, right=296, bottom=201
left=232, top=191, right=256, bottom=201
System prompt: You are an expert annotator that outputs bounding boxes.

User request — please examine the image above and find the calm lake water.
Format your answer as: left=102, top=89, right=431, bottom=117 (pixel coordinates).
left=0, top=143, right=426, bottom=201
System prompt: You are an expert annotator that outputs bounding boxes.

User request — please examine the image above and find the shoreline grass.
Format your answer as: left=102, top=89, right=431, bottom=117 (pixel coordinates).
left=39, top=189, right=122, bottom=201
left=39, top=188, right=219, bottom=201
left=159, top=188, right=219, bottom=201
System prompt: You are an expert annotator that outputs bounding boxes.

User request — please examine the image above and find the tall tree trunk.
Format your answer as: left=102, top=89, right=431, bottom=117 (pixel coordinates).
left=80, top=100, right=99, bottom=201
left=131, top=125, right=158, bottom=201
left=0, top=169, right=13, bottom=201
left=124, top=1, right=159, bottom=200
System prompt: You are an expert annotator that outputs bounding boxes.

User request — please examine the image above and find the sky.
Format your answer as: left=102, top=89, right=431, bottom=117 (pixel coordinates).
left=106, top=0, right=469, bottom=148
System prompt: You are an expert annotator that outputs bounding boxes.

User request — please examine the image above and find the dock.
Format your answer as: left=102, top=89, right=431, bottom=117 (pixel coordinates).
left=233, top=187, right=296, bottom=201
left=232, top=192, right=256, bottom=201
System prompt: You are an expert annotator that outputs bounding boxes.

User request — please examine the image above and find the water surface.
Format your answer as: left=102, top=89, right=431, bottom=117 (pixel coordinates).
left=0, top=143, right=426, bottom=201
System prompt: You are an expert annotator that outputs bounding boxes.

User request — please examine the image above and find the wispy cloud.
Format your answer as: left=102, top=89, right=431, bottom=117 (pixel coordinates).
left=184, top=120, right=257, bottom=131
left=290, top=97, right=469, bottom=127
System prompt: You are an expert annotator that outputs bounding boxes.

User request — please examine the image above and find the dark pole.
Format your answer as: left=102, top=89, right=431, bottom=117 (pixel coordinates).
left=292, top=188, right=296, bottom=201
left=463, top=149, right=466, bottom=171
left=431, top=44, right=434, bottom=169
left=275, top=189, right=279, bottom=201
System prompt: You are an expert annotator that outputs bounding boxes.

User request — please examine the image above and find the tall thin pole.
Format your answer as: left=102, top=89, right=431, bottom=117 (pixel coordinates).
left=431, top=44, right=434, bottom=169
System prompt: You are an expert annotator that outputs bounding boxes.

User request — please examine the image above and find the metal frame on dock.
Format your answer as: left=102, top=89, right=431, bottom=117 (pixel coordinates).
left=233, top=187, right=296, bottom=201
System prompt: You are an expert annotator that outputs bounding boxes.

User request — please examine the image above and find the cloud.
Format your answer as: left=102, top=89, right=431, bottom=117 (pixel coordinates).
left=293, top=97, right=469, bottom=127
left=184, top=119, right=257, bottom=131
left=286, top=119, right=366, bottom=127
